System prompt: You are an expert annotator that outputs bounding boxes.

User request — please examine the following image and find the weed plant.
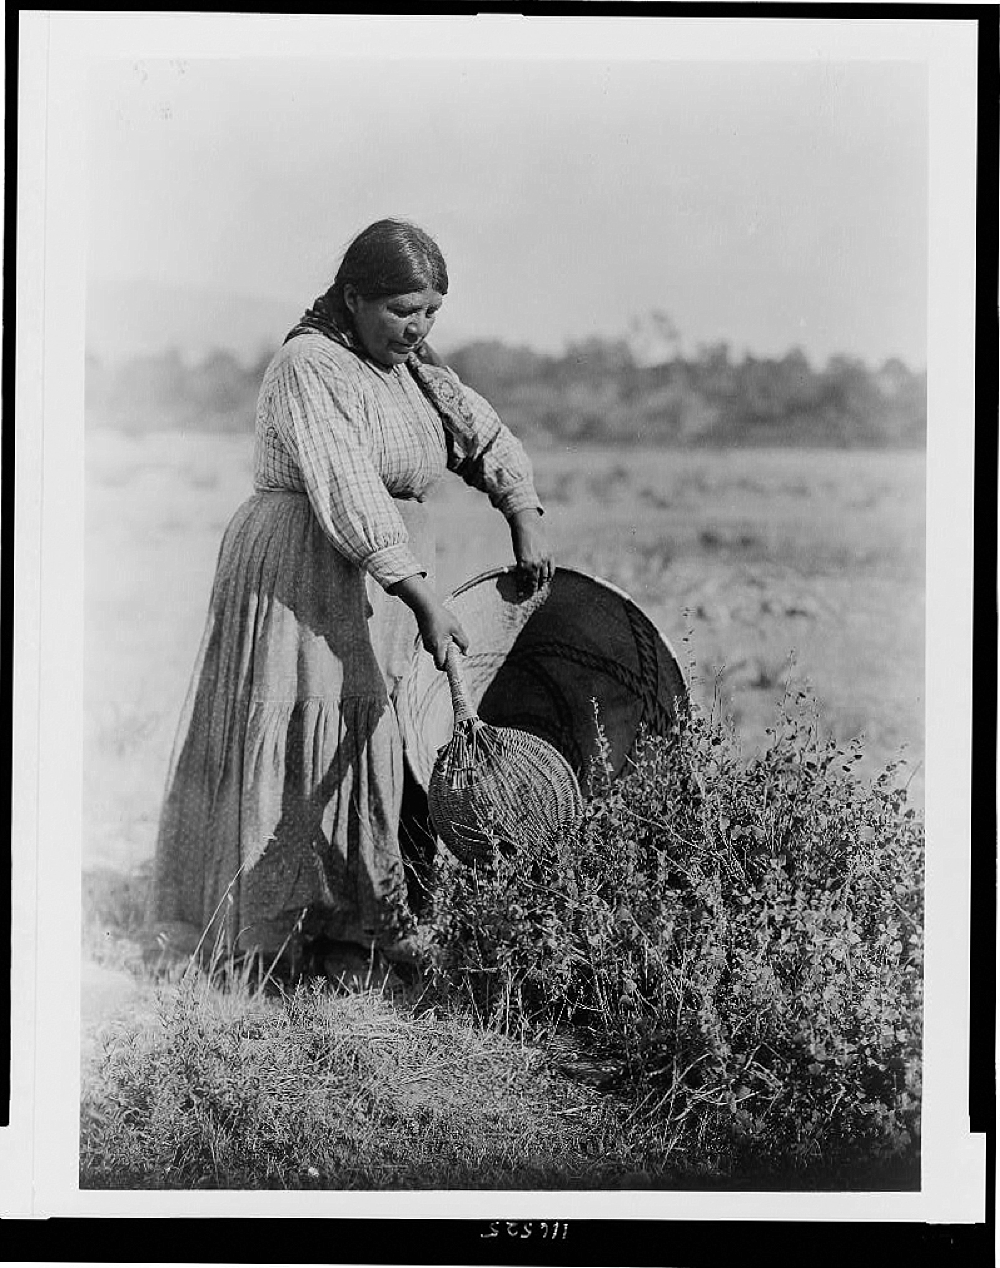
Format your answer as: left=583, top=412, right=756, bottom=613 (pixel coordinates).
left=80, top=685, right=923, bottom=1189
left=426, top=686, right=923, bottom=1186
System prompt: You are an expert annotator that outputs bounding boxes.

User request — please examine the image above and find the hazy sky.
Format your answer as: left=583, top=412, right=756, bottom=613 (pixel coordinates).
left=87, top=54, right=928, bottom=366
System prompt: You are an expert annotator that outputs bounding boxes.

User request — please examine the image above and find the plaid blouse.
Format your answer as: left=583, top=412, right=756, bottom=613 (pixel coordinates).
left=254, top=332, right=543, bottom=590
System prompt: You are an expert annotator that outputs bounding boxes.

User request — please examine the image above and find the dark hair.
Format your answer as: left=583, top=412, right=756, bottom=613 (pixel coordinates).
left=326, top=219, right=449, bottom=324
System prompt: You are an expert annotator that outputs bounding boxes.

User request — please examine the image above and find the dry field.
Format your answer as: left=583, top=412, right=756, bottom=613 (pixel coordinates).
left=84, top=429, right=925, bottom=875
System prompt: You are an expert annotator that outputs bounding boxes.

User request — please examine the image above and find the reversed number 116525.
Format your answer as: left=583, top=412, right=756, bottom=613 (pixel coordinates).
left=481, top=1221, right=569, bottom=1240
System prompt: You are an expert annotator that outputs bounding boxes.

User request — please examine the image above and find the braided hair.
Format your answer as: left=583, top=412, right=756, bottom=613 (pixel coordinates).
left=325, top=219, right=449, bottom=326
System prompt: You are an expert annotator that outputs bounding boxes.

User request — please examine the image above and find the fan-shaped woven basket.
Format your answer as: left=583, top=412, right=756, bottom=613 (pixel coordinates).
left=399, top=566, right=688, bottom=800
left=426, top=645, right=584, bottom=865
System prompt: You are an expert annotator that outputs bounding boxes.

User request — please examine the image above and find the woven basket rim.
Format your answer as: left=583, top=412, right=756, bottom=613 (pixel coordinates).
left=398, top=565, right=690, bottom=795
left=444, top=564, right=688, bottom=686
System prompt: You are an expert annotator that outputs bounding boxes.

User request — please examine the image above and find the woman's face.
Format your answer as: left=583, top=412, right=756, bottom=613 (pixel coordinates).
left=344, top=285, right=444, bottom=368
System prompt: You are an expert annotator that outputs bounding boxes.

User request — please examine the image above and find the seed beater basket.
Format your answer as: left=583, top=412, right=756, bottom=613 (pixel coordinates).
left=427, top=644, right=584, bottom=865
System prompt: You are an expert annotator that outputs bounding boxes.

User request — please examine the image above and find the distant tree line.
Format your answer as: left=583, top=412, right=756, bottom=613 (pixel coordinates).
left=86, top=346, right=273, bottom=437
left=85, top=330, right=925, bottom=449
left=448, top=339, right=925, bottom=448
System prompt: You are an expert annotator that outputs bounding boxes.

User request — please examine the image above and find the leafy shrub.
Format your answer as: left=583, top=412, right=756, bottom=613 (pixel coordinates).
left=426, top=687, right=923, bottom=1184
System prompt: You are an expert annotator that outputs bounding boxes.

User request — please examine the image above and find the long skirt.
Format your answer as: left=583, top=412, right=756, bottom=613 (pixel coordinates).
left=148, top=489, right=433, bottom=962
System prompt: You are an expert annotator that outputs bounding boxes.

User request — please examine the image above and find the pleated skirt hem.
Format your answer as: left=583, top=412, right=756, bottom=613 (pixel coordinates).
left=148, top=490, right=430, bottom=958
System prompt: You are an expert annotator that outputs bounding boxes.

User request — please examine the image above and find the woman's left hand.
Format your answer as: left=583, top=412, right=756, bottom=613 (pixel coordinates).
left=509, top=509, right=554, bottom=593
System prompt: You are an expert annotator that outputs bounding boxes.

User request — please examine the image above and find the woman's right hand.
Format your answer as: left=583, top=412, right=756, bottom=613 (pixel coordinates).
left=388, top=574, right=470, bottom=669
left=416, top=601, right=469, bottom=670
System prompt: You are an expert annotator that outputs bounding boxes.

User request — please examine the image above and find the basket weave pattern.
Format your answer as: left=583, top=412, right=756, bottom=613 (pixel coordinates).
left=427, top=645, right=584, bottom=866
left=400, top=568, right=688, bottom=799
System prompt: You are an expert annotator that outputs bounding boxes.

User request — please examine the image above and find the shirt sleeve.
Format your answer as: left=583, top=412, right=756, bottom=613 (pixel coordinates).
left=440, top=369, right=545, bottom=520
left=269, top=345, right=426, bottom=589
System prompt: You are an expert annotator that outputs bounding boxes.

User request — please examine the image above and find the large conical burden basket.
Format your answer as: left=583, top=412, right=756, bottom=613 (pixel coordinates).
left=400, top=567, right=689, bottom=803
left=427, top=644, right=584, bottom=865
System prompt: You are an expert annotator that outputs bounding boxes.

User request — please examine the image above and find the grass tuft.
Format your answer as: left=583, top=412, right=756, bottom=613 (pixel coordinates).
left=81, top=683, right=922, bottom=1190
left=80, top=972, right=658, bottom=1190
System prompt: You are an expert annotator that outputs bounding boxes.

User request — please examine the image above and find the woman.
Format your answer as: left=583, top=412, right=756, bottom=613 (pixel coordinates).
left=148, top=219, right=552, bottom=979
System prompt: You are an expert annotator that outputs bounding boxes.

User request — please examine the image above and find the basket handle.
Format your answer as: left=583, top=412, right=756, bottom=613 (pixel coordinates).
left=444, top=643, right=477, bottom=724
